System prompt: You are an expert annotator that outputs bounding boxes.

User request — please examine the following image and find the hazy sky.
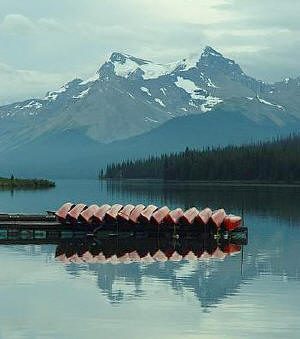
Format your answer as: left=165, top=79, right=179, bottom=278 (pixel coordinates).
left=1, top=0, right=300, bottom=104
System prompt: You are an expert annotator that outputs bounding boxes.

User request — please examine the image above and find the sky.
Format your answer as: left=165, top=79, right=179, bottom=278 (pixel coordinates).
left=0, top=0, right=300, bottom=105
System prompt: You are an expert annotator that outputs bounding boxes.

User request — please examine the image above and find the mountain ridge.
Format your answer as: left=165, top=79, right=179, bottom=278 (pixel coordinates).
left=1, top=46, right=300, bottom=178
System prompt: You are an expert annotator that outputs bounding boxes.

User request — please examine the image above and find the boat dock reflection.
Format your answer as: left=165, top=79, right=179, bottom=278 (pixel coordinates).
left=0, top=226, right=247, bottom=265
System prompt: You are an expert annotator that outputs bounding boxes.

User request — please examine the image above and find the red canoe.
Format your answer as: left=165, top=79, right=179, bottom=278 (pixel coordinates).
left=105, top=204, right=123, bottom=222
left=80, top=204, right=99, bottom=223
left=210, top=209, right=226, bottom=228
left=195, top=208, right=212, bottom=225
left=164, top=208, right=184, bottom=224
left=223, top=215, right=242, bottom=231
left=181, top=207, right=199, bottom=225
left=67, top=203, right=87, bottom=222
left=139, top=205, right=158, bottom=223
left=129, top=204, right=145, bottom=223
left=93, top=204, right=111, bottom=223
left=151, top=206, right=170, bottom=225
left=223, top=243, right=241, bottom=255
left=117, top=204, right=135, bottom=222
left=55, top=202, right=74, bottom=222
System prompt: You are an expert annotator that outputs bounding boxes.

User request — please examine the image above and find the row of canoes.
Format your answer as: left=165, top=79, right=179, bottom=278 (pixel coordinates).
left=55, top=202, right=242, bottom=231
left=56, top=244, right=241, bottom=264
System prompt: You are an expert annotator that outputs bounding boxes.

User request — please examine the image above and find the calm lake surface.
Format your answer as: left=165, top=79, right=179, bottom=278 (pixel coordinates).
left=0, top=179, right=300, bottom=339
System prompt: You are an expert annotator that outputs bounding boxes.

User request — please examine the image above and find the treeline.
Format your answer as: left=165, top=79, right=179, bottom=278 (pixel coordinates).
left=102, top=135, right=300, bottom=182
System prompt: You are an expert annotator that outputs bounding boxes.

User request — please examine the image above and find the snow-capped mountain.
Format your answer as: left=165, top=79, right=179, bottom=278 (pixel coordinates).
left=0, top=46, right=300, bottom=177
left=2, top=46, right=299, bottom=154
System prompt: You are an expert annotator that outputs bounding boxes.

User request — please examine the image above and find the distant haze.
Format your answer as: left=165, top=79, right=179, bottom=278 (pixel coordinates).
left=0, top=0, right=300, bottom=104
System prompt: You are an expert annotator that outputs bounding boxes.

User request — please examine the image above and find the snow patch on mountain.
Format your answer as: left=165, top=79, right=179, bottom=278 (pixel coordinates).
left=207, top=78, right=218, bottom=88
left=258, top=97, right=284, bottom=110
left=20, top=101, right=43, bottom=110
left=175, top=77, right=204, bottom=99
left=160, top=88, right=167, bottom=96
left=144, top=116, right=159, bottom=123
left=73, top=88, right=90, bottom=99
left=154, top=98, right=166, bottom=107
left=200, top=96, right=223, bottom=112
left=45, top=85, right=69, bottom=101
left=108, top=52, right=201, bottom=80
left=140, top=87, right=151, bottom=96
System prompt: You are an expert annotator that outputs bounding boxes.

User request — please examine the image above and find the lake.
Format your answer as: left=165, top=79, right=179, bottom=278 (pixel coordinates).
left=0, top=179, right=299, bottom=339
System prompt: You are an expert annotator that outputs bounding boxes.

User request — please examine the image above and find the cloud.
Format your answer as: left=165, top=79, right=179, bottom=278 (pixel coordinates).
left=0, top=62, right=73, bottom=105
left=1, top=14, right=35, bottom=35
left=0, top=0, right=300, bottom=103
left=37, top=18, right=64, bottom=32
left=0, top=14, right=64, bottom=35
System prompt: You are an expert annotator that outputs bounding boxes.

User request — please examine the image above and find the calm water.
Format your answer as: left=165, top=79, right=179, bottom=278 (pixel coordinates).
left=0, top=180, right=300, bottom=339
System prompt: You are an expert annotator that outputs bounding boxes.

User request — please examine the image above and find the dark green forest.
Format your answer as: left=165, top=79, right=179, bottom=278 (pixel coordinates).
left=102, top=135, right=300, bottom=182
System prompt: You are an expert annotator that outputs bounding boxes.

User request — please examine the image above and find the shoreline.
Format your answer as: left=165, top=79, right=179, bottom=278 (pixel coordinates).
left=101, top=178, right=300, bottom=188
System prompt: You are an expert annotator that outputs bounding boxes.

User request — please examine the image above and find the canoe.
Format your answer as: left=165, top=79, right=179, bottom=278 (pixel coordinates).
left=164, top=249, right=175, bottom=258
left=55, top=202, right=74, bottom=222
left=151, top=206, right=170, bottom=225
left=67, top=203, right=87, bottom=222
left=195, top=208, right=212, bottom=225
left=129, top=204, right=145, bottom=223
left=223, top=243, right=241, bottom=255
left=212, top=248, right=227, bottom=260
left=223, top=214, right=242, bottom=231
left=152, top=250, right=168, bottom=262
left=139, top=205, right=158, bottom=223
left=169, top=251, right=183, bottom=262
left=117, top=204, right=135, bottom=222
left=93, top=204, right=111, bottom=223
left=210, top=209, right=226, bottom=228
left=181, top=207, right=199, bottom=225
left=164, top=208, right=184, bottom=224
left=80, top=204, right=99, bottom=223
left=105, top=204, right=123, bottom=222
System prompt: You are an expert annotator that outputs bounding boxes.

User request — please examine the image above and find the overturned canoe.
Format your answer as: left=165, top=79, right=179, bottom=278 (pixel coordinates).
left=195, top=208, right=212, bottom=225
left=181, top=207, right=199, bottom=225
left=223, top=243, right=241, bottom=255
left=129, top=204, right=145, bottom=223
left=151, top=206, right=170, bottom=225
left=80, top=204, right=99, bottom=223
left=210, top=209, right=226, bottom=228
left=139, top=205, right=158, bottom=223
left=105, top=204, right=123, bottom=222
left=223, top=215, right=242, bottom=231
left=165, top=208, right=184, bottom=225
left=55, top=202, right=74, bottom=222
left=118, top=204, right=135, bottom=222
left=67, top=203, right=87, bottom=222
left=93, top=204, right=111, bottom=223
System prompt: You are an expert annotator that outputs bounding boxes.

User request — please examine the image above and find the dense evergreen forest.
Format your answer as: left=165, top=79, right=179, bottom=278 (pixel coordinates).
left=102, top=135, right=300, bottom=182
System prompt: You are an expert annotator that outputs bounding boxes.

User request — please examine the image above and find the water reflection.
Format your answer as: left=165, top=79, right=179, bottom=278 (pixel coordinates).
left=0, top=181, right=300, bottom=338
left=106, top=180, right=300, bottom=223
left=0, top=230, right=245, bottom=308
left=57, top=235, right=244, bottom=307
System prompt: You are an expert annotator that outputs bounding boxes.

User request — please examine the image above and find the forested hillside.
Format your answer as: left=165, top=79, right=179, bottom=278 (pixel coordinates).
left=103, top=135, right=300, bottom=182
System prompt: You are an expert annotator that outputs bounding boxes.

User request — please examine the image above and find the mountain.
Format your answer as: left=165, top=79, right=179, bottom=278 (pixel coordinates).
left=0, top=46, right=300, bottom=178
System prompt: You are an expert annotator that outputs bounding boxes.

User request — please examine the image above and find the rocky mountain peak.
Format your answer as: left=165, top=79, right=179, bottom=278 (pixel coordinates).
left=202, top=46, right=223, bottom=58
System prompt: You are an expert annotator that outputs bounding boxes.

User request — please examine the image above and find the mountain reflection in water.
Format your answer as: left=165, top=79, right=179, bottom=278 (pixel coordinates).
left=0, top=181, right=300, bottom=338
